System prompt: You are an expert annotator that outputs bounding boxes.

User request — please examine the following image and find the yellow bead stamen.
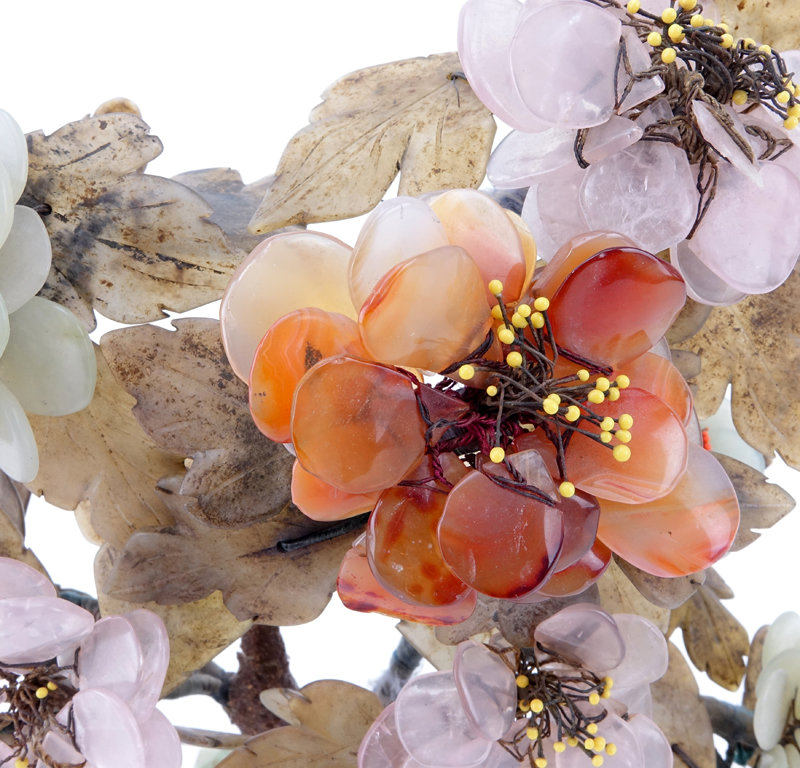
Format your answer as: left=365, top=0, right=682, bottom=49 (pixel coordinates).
left=661, top=47, right=677, bottom=63
left=661, top=7, right=677, bottom=22
left=559, top=481, right=575, bottom=498
left=577, top=369, right=590, bottom=382
left=587, top=390, right=605, bottom=404
left=679, top=0, right=696, bottom=8
left=588, top=692, right=601, bottom=705
left=516, top=674, right=530, bottom=688
left=554, top=742, right=567, bottom=753
left=527, top=726, right=539, bottom=740
left=530, top=312, right=545, bottom=329
left=690, top=13, right=704, bottom=27
left=512, top=312, right=528, bottom=329
left=626, top=0, right=641, bottom=12
left=486, top=385, right=498, bottom=397
left=600, top=431, right=613, bottom=444
left=543, top=399, right=559, bottom=415
left=533, top=297, right=550, bottom=312
left=35, top=687, right=48, bottom=699
left=616, top=375, right=630, bottom=389
left=613, top=445, right=632, bottom=462
left=720, top=33, right=733, bottom=48
left=488, top=280, right=504, bottom=296
left=585, top=738, right=596, bottom=750
left=586, top=723, right=599, bottom=735
left=518, top=303, right=532, bottom=318
left=490, top=447, right=506, bottom=464
left=607, top=388, right=620, bottom=402
left=458, top=364, right=475, bottom=381
left=531, top=698, right=544, bottom=713
left=568, top=737, right=579, bottom=747
left=595, top=377, right=610, bottom=392
left=647, top=31, right=662, bottom=47
left=535, top=759, right=548, bottom=768
left=46, top=681, right=58, bottom=691
left=618, top=413, right=633, bottom=430
left=565, top=405, right=581, bottom=422
left=668, top=24, right=685, bottom=43
left=592, top=756, right=604, bottom=767
left=507, top=352, right=523, bottom=368
left=498, top=327, right=515, bottom=345
left=491, top=305, right=504, bottom=320
left=605, top=744, right=617, bottom=756
left=615, top=429, right=632, bottom=444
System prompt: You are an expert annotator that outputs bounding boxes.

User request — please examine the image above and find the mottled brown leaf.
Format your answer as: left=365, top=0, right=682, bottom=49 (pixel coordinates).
left=718, top=0, right=800, bottom=52
left=614, top=554, right=704, bottom=609
left=0, top=471, right=47, bottom=576
left=249, top=53, right=495, bottom=234
left=22, top=114, right=241, bottom=330
left=713, top=452, right=796, bottom=551
left=26, top=345, right=184, bottom=549
left=743, top=625, right=768, bottom=710
left=596, top=559, right=670, bottom=632
left=101, top=319, right=294, bottom=528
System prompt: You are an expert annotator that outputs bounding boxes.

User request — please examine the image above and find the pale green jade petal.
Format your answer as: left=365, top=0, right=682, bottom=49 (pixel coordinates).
left=763, top=612, right=800, bottom=667
left=0, top=164, right=13, bottom=252
left=0, top=297, right=96, bottom=416
left=757, top=649, right=800, bottom=701
left=0, top=380, right=38, bottom=482
left=0, top=109, right=27, bottom=202
left=754, top=667, right=794, bottom=751
left=0, top=206, right=52, bottom=312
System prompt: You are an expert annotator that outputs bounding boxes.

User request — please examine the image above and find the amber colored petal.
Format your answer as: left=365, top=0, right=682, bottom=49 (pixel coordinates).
left=535, top=538, right=612, bottom=598
left=505, top=209, right=537, bottom=298
left=616, top=352, right=693, bottom=426
left=291, top=356, right=426, bottom=494
left=429, top=189, right=527, bottom=303
left=291, top=460, right=380, bottom=522
left=249, top=308, right=369, bottom=443
left=597, top=443, right=740, bottom=577
left=359, top=246, right=492, bottom=372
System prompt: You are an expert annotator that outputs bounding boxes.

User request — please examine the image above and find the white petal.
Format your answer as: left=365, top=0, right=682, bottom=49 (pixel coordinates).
left=0, top=166, right=13, bottom=252
left=761, top=746, right=790, bottom=768
left=0, top=110, right=28, bottom=202
left=786, top=744, right=800, bottom=768
left=754, top=669, right=792, bottom=750
left=764, top=612, right=800, bottom=666
left=0, top=206, right=52, bottom=313
left=0, top=380, right=38, bottom=482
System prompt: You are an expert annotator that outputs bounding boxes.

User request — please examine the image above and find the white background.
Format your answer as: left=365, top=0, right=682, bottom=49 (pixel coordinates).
left=0, top=0, right=797, bottom=764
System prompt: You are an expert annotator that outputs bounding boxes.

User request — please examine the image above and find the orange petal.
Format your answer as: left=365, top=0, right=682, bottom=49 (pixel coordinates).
left=616, top=352, right=693, bottom=426
left=291, top=460, right=380, bottom=521
left=535, top=538, right=612, bottom=598
left=506, top=209, right=537, bottom=297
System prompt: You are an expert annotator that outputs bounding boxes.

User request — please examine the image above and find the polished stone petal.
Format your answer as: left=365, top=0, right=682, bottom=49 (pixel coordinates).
left=583, top=116, right=643, bottom=165
left=0, top=206, right=52, bottom=313
left=249, top=308, right=368, bottom=443
left=521, top=184, right=559, bottom=262
left=601, top=614, right=668, bottom=687
left=506, top=210, right=537, bottom=295
left=139, top=709, right=182, bottom=768
left=395, top=671, right=493, bottom=767
left=610, top=684, right=652, bottom=718
left=485, top=448, right=558, bottom=501
left=292, top=356, right=426, bottom=494
left=349, top=197, right=449, bottom=310
left=511, top=1, right=622, bottom=128
left=359, top=703, right=409, bottom=768
left=757, top=650, right=800, bottom=702
left=125, top=610, right=170, bottom=723
left=694, top=101, right=761, bottom=186
left=0, top=595, right=94, bottom=664
left=754, top=668, right=793, bottom=750
left=0, top=297, right=96, bottom=416
left=458, top=0, right=551, bottom=132
left=0, top=557, right=56, bottom=600
left=42, top=729, right=85, bottom=765
left=73, top=688, right=146, bottom=768
left=438, top=470, right=564, bottom=599
left=556, top=713, right=642, bottom=767
left=626, top=715, right=672, bottom=768
left=220, top=232, right=356, bottom=381
left=338, top=546, right=478, bottom=626
left=617, top=27, right=664, bottom=110
left=359, top=246, right=492, bottom=371
left=670, top=239, right=747, bottom=307
left=0, top=381, right=38, bottom=483
left=293, top=460, right=380, bottom=521
left=635, top=98, right=679, bottom=141
left=534, top=604, right=625, bottom=670
left=580, top=142, right=699, bottom=253
left=553, top=490, right=601, bottom=571
left=79, top=616, right=144, bottom=701
left=616, top=352, right=693, bottom=426
left=430, top=190, right=527, bottom=302
left=598, top=443, right=738, bottom=577
left=487, top=128, right=578, bottom=188
left=0, top=109, right=28, bottom=202
left=0, top=166, right=12, bottom=254
left=691, top=162, right=800, bottom=294
left=537, top=169, right=589, bottom=253
left=762, top=746, right=791, bottom=768
left=549, top=248, right=686, bottom=367
left=536, top=538, right=611, bottom=598
left=742, top=113, right=800, bottom=183
left=763, top=612, right=800, bottom=666
left=786, top=744, right=800, bottom=768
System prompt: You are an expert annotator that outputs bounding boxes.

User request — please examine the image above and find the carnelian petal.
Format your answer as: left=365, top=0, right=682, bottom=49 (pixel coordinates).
left=554, top=490, right=601, bottom=571
left=597, top=443, right=739, bottom=577
left=506, top=209, right=537, bottom=297
left=291, top=356, right=426, bottom=494
left=417, top=387, right=470, bottom=446
left=616, top=352, right=693, bottom=426
left=548, top=248, right=686, bottom=367
left=536, top=538, right=612, bottom=598
left=359, top=246, right=492, bottom=372
left=249, top=308, right=368, bottom=443
left=438, top=470, right=564, bottom=599
left=291, top=460, right=380, bottom=522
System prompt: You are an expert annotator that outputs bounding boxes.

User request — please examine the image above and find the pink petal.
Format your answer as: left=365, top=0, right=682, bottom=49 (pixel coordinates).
left=73, top=688, right=146, bottom=768
left=139, top=709, right=182, bottom=768
left=125, top=610, right=170, bottom=723
left=600, top=614, right=668, bottom=688
left=627, top=714, right=672, bottom=768
left=0, top=557, right=55, bottom=599
left=79, top=616, right=144, bottom=702
left=358, top=703, right=409, bottom=768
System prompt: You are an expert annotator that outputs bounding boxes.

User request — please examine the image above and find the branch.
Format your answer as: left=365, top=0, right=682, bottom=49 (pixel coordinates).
left=175, top=727, right=249, bottom=750
left=373, top=637, right=423, bottom=706
left=701, top=696, right=757, bottom=749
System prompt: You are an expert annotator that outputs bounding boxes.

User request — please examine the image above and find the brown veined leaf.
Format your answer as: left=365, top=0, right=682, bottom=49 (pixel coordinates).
left=717, top=0, right=800, bottom=52
left=101, top=319, right=294, bottom=528
left=21, top=113, right=242, bottom=330
left=0, top=470, right=47, bottom=576
left=614, top=554, right=704, bottom=610
left=673, top=269, right=800, bottom=469
left=596, top=559, right=670, bottom=632
left=95, top=543, right=252, bottom=694
left=651, top=641, right=717, bottom=768
left=25, top=345, right=185, bottom=549
left=248, top=53, right=495, bottom=234
left=712, top=452, right=796, bottom=551
left=743, top=625, right=768, bottom=711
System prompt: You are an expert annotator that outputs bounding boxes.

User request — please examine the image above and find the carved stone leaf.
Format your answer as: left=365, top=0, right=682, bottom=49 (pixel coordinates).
left=102, top=476, right=360, bottom=625
left=717, top=0, right=800, bottom=52
left=713, top=452, right=796, bottom=551
left=22, top=113, right=241, bottom=330
left=248, top=53, right=496, bottom=234
left=614, top=555, right=704, bottom=609
left=665, top=297, right=713, bottom=345
left=743, top=625, right=768, bottom=711
left=674, top=269, right=800, bottom=468
left=0, top=471, right=47, bottom=575
left=26, top=345, right=185, bottom=549
left=398, top=622, right=459, bottom=671
left=96, top=543, right=252, bottom=694
left=101, top=319, right=294, bottom=528
left=596, top=559, right=670, bottom=632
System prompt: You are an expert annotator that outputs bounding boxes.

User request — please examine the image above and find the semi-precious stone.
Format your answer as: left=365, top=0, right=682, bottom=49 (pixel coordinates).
left=617, top=27, right=664, bottom=110
left=536, top=168, right=588, bottom=251
left=79, top=616, right=144, bottom=701
left=487, top=128, right=578, bottom=188
left=126, top=610, right=170, bottom=722
left=0, top=380, right=38, bottom=483
left=693, top=101, right=761, bottom=186
left=582, top=116, right=642, bottom=165
left=0, top=206, right=52, bottom=313
left=0, top=110, right=27, bottom=202
left=0, top=558, right=56, bottom=600
left=73, top=688, right=146, bottom=768
left=670, top=239, right=746, bottom=306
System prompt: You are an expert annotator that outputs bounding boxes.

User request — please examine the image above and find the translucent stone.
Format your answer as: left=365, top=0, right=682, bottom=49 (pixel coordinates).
left=249, top=308, right=368, bottom=443
left=429, top=190, right=527, bottom=303
left=757, top=650, right=800, bottom=702
left=139, top=709, right=182, bottom=768
left=349, top=197, right=449, bottom=310
left=0, top=109, right=28, bottom=202
left=220, top=232, right=356, bottom=381
left=535, top=538, right=611, bottom=598
left=79, top=616, right=144, bottom=702
left=0, top=206, right=52, bottom=313
left=126, top=610, right=170, bottom=723
left=739, top=114, right=800, bottom=183
left=583, top=116, right=643, bottom=165
left=617, top=27, right=664, bottom=111
left=73, top=688, right=146, bottom=768
left=521, top=184, right=559, bottom=263
left=670, top=238, right=747, bottom=307
left=292, top=356, right=426, bottom=494
left=486, top=448, right=558, bottom=501
left=42, top=729, right=85, bottom=765
left=761, top=746, right=790, bottom=768
left=395, top=671, right=493, bottom=767
left=0, top=595, right=94, bottom=664
left=487, top=128, right=578, bottom=188
left=597, top=443, right=738, bottom=577
left=549, top=248, right=686, bottom=367
left=580, top=141, right=699, bottom=253
left=510, top=1, right=622, bottom=128
left=359, top=703, right=409, bottom=768
left=690, top=162, right=800, bottom=294
left=534, top=604, right=625, bottom=670
left=754, top=668, right=793, bottom=750
left=438, top=470, right=564, bottom=599
left=0, top=557, right=56, bottom=600
left=557, top=713, right=642, bottom=767
left=293, top=460, right=380, bottom=521
left=337, top=546, right=479, bottom=626
left=648, top=337, right=671, bottom=360
left=694, top=101, right=761, bottom=186
left=635, top=98, right=679, bottom=141
left=786, top=744, right=800, bottom=768
left=0, top=165, right=12, bottom=254
left=552, top=490, right=601, bottom=570
left=626, top=715, right=671, bottom=768
left=536, top=169, right=589, bottom=254
left=0, top=297, right=96, bottom=417
left=506, top=210, right=537, bottom=295
left=616, top=352, right=692, bottom=426
left=610, top=684, right=653, bottom=718
left=453, top=641, right=516, bottom=740
left=763, top=612, right=800, bottom=667
left=601, top=614, right=668, bottom=688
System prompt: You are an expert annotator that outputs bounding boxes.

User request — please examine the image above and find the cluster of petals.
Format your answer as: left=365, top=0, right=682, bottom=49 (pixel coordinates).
left=359, top=604, right=672, bottom=768
left=0, top=557, right=180, bottom=768
left=459, top=0, right=800, bottom=301
left=0, top=109, right=96, bottom=483
left=220, top=187, right=740, bottom=624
